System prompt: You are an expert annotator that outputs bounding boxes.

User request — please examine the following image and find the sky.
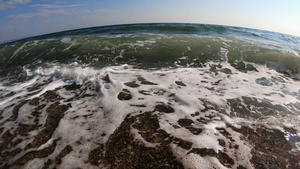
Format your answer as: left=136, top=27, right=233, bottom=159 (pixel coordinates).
left=0, top=0, right=300, bottom=43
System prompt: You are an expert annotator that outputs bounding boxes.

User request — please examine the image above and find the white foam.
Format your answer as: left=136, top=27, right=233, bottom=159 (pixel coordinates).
left=0, top=90, right=28, bottom=107
left=172, top=145, right=221, bottom=169
left=1, top=62, right=300, bottom=168
left=24, top=158, right=47, bottom=169
left=61, top=37, right=72, bottom=43
left=60, top=37, right=80, bottom=51
left=219, top=37, right=233, bottom=43
left=28, top=79, right=65, bottom=99
left=217, top=47, right=229, bottom=62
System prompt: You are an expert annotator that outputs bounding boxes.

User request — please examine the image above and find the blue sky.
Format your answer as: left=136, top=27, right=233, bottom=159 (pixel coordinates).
left=0, top=0, right=300, bottom=42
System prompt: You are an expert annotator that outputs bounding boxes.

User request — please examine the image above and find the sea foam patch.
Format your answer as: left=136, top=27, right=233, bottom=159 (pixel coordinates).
left=0, top=62, right=300, bottom=168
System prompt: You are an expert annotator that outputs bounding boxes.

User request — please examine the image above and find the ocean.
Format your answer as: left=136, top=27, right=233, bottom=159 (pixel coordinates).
left=0, top=23, right=300, bottom=168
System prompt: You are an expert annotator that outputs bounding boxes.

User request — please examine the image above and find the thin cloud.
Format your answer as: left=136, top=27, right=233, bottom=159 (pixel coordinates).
left=30, top=4, right=82, bottom=9
left=0, top=0, right=31, bottom=10
left=7, top=9, right=68, bottom=19
left=95, top=9, right=110, bottom=13
left=55, top=1, right=64, bottom=4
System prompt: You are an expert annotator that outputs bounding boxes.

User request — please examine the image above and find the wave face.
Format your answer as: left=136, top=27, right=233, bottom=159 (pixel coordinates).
left=1, top=23, right=300, bottom=75
left=0, top=23, right=300, bottom=169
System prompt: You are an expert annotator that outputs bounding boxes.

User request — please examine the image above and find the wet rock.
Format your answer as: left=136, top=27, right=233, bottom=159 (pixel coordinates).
left=199, top=98, right=227, bottom=115
left=205, top=87, right=215, bottom=91
left=196, top=117, right=209, bottom=124
left=191, top=112, right=200, bottom=117
left=31, top=111, right=40, bottom=118
left=232, top=126, right=300, bottom=169
left=102, top=74, right=110, bottom=83
left=124, top=81, right=140, bottom=88
left=91, top=113, right=184, bottom=168
left=271, top=76, right=285, bottom=83
left=15, top=123, right=41, bottom=136
left=0, top=131, right=17, bottom=158
left=118, top=89, right=132, bottom=100
left=35, top=104, right=46, bottom=111
left=155, top=104, right=175, bottom=113
left=217, top=151, right=235, bottom=168
left=88, top=145, right=104, bottom=166
left=178, top=119, right=194, bottom=127
left=141, top=80, right=158, bottom=85
left=172, top=138, right=192, bottom=150
left=186, top=127, right=202, bottom=135
left=168, top=93, right=176, bottom=97
left=65, top=83, right=82, bottom=91
left=88, top=111, right=192, bottom=168
left=0, top=91, right=15, bottom=100
left=28, top=97, right=39, bottom=106
left=246, top=64, right=258, bottom=72
left=138, top=90, right=151, bottom=95
left=29, top=102, right=69, bottom=148
left=216, top=128, right=235, bottom=141
left=133, top=112, right=160, bottom=131
left=189, top=148, right=216, bottom=156
left=43, top=159, right=53, bottom=169
left=0, top=148, right=21, bottom=167
left=43, top=90, right=60, bottom=101
left=138, top=77, right=158, bottom=85
left=231, top=61, right=258, bottom=73
left=209, top=64, right=218, bottom=75
left=132, top=112, right=173, bottom=146
left=237, top=165, right=247, bottom=169
left=137, top=76, right=146, bottom=82
left=188, top=148, right=234, bottom=168
left=0, top=122, right=41, bottom=163
left=178, top=119, right=202, bottom=135
left=175, top=81, right=186, bottom=87
left=236, top=61, right=246, bottom=72
left=218, top=139, right=226, bottom=147
left=12, top=140, right=57, bottom=167
left=220, top=68, right=232, bottom=74
left=130, top=104, right=146, bottom=107
left=27, top=84, right=45, bottom=92
left=153, top=89, right=166, bottom=96
left=227, top=96, right=290, bottom=118
left=55, top=145, right=73, bottom=165
left=10, top=100, right=28, bottom=121
left=212, top=80, right=222, bottom=86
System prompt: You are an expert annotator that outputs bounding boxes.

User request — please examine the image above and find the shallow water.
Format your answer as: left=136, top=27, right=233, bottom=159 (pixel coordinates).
left=0, top=23, right=300, bottom=168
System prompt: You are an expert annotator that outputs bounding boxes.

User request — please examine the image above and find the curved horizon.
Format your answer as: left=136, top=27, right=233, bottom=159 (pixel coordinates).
left=1, top=0, right=299, bottom=43
left=1, top=22, right=300, bottom=45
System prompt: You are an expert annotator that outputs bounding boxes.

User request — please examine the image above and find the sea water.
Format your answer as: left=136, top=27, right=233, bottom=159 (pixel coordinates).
left=0, top=23, right=300, bottom=168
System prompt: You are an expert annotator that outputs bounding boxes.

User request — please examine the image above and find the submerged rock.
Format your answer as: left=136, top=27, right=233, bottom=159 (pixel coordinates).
left=138, top=76, right=158, bottom=85
left=118, top=88, right=132, bottom=100
left=232, top=126, right=300, bottom=169
left=175, top=81, right=186, bottom=87
left=255, top=77, right=273, bottom=86
left=155, top=103, right=175, bottom=113
left=124, top=81, right=140, bottom=88
left=90, top=113, right=184, bottom=168
left=231, top=61, right=258, bottom=73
